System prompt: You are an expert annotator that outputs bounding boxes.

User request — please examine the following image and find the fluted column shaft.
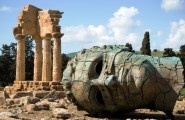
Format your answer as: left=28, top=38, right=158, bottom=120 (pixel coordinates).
left=42, top=34, right=52, bottom=81
left=33, top=36, right=42, bottom=81
left=52, top=32, right=63, bottom=82
left=15, top=34, right=26, bottom=81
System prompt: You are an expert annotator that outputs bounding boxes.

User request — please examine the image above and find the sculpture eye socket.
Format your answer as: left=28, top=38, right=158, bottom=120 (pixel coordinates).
left=94, top=59, right=103, bottom=75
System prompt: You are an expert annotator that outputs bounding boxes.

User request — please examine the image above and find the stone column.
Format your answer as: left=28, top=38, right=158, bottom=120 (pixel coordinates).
left=33, top=36, right=42, bottom=81
left=42, top=34, right=52, bottom=81
left=15, top=34, right=26, bottom=81
left=52, top=32, right=63, bottom=82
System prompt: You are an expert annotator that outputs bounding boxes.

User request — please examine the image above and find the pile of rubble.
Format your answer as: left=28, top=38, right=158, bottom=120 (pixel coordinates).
left=1, top=90, right=73, bottom=120
left=0, top=89, right=185, bottom=120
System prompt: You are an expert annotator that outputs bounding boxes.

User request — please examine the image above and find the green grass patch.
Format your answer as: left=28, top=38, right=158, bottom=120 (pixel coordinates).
left=179, top=85, right=185, bottom=97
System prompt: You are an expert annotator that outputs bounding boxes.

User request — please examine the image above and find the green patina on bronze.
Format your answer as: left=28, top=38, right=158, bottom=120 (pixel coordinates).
left=62, top=45, right=184, bottom=119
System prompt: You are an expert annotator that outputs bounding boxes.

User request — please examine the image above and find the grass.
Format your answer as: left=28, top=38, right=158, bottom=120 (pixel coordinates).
left=179, top=86, right=185, bottom=96
left=151, top=51, right=164, bottom=57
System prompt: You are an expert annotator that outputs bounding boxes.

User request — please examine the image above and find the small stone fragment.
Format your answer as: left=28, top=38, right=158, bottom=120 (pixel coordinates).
left=20, top=96, right=40, bottom=105
left=25, top=104, right=40, bottom=112
left=36, top=101, right=50, bottom=110
left=52, top=108, right=71, bottom=119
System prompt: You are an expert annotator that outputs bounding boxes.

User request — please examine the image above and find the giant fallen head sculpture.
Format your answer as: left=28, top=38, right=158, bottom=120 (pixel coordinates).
left=62, top=45, right=184, bottom=119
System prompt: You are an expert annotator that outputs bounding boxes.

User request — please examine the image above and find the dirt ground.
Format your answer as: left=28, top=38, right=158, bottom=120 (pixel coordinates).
left=0, top=91, right=185, bottom=120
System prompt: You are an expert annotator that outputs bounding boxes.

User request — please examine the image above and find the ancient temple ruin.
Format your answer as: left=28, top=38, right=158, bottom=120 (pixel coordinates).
left=8, top=5, right=64, bottom=92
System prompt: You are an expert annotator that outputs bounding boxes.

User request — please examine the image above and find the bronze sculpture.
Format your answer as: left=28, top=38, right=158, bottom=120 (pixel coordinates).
left=62, top=45, right=184, bottom=119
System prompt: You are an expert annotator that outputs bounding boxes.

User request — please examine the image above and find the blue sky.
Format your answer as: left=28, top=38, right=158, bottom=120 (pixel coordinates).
left=0, top=0, right=185, bottom=53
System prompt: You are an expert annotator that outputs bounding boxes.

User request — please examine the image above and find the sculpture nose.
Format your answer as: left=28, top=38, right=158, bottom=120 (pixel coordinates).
left=105, top=75, right=117, bottom=87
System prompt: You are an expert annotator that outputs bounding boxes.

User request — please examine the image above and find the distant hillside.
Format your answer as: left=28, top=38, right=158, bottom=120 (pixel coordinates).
left=151, top=51, right=164, bottom=57
left=67, top=52, right=77, bottom=58
left=66, top=51, right=179, bottom=58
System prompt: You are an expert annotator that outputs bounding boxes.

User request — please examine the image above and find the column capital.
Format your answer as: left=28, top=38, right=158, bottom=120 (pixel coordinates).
left=52, top=32, right=64, bottom=39
left=15, top=34, right=26, bottom=40
left=42, top=33, right=52, bottom=39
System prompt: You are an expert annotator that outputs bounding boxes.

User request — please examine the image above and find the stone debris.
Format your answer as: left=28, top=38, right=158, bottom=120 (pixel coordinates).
left=20, top=96, right=40, bottom=105
left=2, top=89, right=72, bottom=119
left=10, top=91, right=32, bottom=99
left=36, top=100, right=50, bottom=110
left=0, top=112, right=18, bottom=119
left=52, top=108, right=72, bottom=119
left=174, top=107, right=185, bottom=114
left=47, top=101, right=66, bottom=109
left=33, top=91, right=51, bottom=99
left=25, top=104, right=40, bottom=112
left=41, top=90, right=65, bottom=100
left=1, top=89, right=185, bottom=119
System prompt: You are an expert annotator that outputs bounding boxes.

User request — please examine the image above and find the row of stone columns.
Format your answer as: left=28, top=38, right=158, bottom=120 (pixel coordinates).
left=15, top=32, right=63, bottom=82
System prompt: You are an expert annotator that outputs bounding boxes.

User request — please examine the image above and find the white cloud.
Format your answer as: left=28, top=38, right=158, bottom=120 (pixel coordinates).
left=142, top=29, right=163, bottom=50
left=161, top=0, right=184, bottom=11
left=143, top=29, right=162, bottom=38
left=0, top=6, right=11, bottom=12
left=62, top=6, right=141, bottom=50
left=162, top=19, right=185, bottom=50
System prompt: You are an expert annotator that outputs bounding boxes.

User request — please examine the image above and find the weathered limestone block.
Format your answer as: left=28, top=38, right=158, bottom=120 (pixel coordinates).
left=52, top=108, right=71, bottom=119
left=62, top=45, right=185, bottom=119
left=42, top=90, right=65, bottom=100
left=15, top=4, right=63, bottom=37
left=0, top=112, right=18, bottom=119
left=47, top=101, right=65, bottom=110
left=36, top=101, right=50, bottom=110
left=6, top=99, right=15, bottom=105
left=40, top=81, right=50, bottom=86
left=56, top=85, right=64, bottom=91
left=33, top=91, right=50, bottom=99
left=20, top=96, right=40, bottom=105
left=41, top=86, right=50, bottom=91
left=10, top=91, right=32, bottom=99
left=4, top=86, right=14, bottom=95
left=25, top=104, right=40, bottom=112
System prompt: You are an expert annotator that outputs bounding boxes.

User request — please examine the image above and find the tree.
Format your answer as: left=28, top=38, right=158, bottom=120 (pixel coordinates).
left=153, top=49, right=158, bottom=52
left=163, top=48, right=176, bottom=57
left=180, top=44, right=185, bottom=54
left=0, top=43, right=17, bottom=86
left=177, top=44, right=185, bottom=81
left=140, top=31, right=151, bottom=56
left=125, top=43, right=133, bottom=52
left=61, top=53, right=71, bottom=74
left=25, top=36, right=34, bottom=80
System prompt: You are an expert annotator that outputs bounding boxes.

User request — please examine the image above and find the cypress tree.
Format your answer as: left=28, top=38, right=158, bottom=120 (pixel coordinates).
left=140, top=31, right=151, bottom=56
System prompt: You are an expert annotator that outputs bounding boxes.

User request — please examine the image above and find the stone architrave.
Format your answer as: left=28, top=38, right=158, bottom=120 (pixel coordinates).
left=15, top=34, right=26, bottom=81
left=52, top=32, right=63, bottom=82
left=42, top=34, right=52, bottom=81
left=33, top=36, right=42, bottom=81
